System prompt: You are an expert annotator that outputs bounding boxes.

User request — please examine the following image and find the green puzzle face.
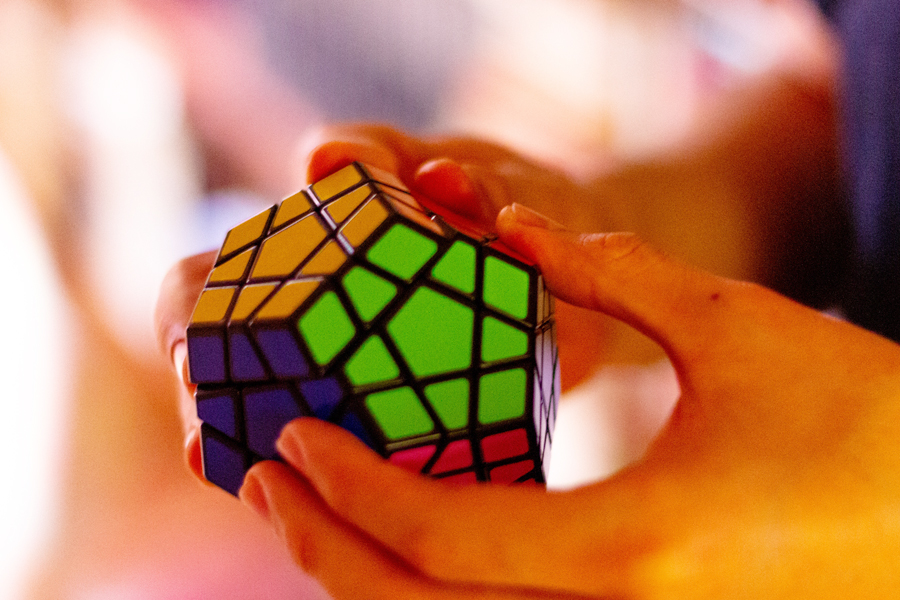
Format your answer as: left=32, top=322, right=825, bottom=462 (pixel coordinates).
left=186, top=162, right=559, bottom=495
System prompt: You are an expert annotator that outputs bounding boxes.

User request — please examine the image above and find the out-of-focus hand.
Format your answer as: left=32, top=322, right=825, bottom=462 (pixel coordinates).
left=295, top=124, right=608, bottom=234
left=155, top=249, right=216, bottom=479
left=298, top=126, right=654, bottom=382
left=237, top=203, right=900, bottom=599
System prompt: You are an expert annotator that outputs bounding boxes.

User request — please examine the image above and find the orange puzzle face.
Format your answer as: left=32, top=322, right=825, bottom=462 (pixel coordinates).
left=186, top=163, right=559, bottom=495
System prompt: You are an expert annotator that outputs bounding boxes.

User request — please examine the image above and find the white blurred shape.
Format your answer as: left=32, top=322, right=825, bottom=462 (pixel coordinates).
left=0, top=147, right=68, bottom=600
left=450, top=0, right=696, bottom=174
left=549, top=361, right=679, bottom=490
left=62, top=17, right=200, bottom=355
left=62, top=20, right=182, bottom=146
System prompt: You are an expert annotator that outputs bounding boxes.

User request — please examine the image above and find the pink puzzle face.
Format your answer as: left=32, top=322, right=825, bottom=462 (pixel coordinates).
left=186, top=162, right=559, bottom=495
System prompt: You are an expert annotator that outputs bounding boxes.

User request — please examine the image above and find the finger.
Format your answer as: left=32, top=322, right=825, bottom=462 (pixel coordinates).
left=296, top=124, right=421, bottom=184
left=494, top=203, right=751, bottom=363
left=495, top=203, right=900, bottom=394
left=297, top=132, right=504, bottom=239
left=175, top=360, right=202, bottom=452
left=242, top=461, right=592, bottom=600
left=242, top=460, right=428, bottom=600
left=154, top=250, right=216, bottom=471
left=414, top=158, right=508, bottom=230
left=185, top=424, right=205, bottom=481
left=303, top=139, right=402, bottom=185
left=274, top=418, right=660, bottom=597
left=154, top=250, right=217, bottom=365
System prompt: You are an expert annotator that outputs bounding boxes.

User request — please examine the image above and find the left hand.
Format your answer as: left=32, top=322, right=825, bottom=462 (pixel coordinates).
left=155, top=249, right=217, bottom=479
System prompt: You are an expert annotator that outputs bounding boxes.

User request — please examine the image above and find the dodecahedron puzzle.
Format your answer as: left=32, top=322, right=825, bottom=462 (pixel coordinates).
left=187, top=162, right=559, bottom=495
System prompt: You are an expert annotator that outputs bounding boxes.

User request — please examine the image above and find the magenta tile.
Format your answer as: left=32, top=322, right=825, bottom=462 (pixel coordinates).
left=437, top=471, right=478, bottom=484
left=480, top=428, right=530, bottom=463
left=430, top=440, right=473, bottom=474
left=389, top=445, right=437, bottom=474
left=489, top=460, right=534, bottom=484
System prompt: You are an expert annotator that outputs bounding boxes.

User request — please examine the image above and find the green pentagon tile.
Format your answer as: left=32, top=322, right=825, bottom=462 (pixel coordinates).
left=387, top=287, right=473, bottom=377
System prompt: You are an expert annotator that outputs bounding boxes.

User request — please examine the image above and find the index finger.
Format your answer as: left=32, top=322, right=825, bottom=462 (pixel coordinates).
left=295, top=124, right=417, bottom=185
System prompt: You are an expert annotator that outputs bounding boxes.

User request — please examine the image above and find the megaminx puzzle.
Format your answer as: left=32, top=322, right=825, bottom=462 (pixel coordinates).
left=186, top=162, right=559, bottom=495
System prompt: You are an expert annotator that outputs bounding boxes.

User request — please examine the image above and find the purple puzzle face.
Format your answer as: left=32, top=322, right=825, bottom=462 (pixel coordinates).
left=186, top=163, right=560, bottom=495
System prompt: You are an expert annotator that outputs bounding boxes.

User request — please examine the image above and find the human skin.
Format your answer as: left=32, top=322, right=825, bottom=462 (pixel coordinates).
left=156, top=142, right=900, bottom=598
left=285, top=89, right=848, bottom=382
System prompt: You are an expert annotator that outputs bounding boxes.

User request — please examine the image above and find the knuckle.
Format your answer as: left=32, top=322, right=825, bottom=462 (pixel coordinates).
left=585, top=231, right=650, bottom=261
left=166, top=251, right=217, bottom=288
left=294, top=127, right=359, bottom=171
left=159, top=255, right=195, bottom=293
left=282, top=521, right=324, bottom=575
left=589, top=540, right=692, bottom=600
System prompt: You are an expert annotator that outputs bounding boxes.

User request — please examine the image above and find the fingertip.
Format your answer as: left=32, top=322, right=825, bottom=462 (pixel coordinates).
left=415, top=158, right=493, bottom=221
left=494, top=203, right=517, bottom=234
left=415, top=158, right=477, bottom=200
left=275, top=418, right=313, bottom=473
left=155, top=250, right=216, bottom=359
left=276, top=418, right=412, bottom=498
left=185, top=426, right=205, bottom=482
left=502, top=203, right=567, bottom=231
left=495, top=204, right=551, bottom=265
left=302, top=139, right=400, bottom=184
left=239, top=469, right=270, bottom=520
left=276, top=418, right=367, bottom=471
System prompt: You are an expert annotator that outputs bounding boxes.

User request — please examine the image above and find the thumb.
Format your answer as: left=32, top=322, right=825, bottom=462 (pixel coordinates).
left=495, top=203, right=740, bottom=365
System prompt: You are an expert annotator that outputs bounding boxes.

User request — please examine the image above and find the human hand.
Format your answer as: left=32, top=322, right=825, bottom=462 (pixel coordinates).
left=151, top=127, right=606, bottom=475
left=294, top=124, right=612, bottom=235
left=298, top=126, right=655, bottom=384
left=155, top=249, right=217, bottom=479
left=152, top=125, right=607, bottom=476
left=237, top=203, right=900, bottom=599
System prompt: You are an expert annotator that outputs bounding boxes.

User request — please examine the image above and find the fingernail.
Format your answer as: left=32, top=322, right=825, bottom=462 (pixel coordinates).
left=184, top=425, right=205, bottom=480
left=275, top=419, right=308, bottom=473
left=505, top=203, right=566, bottom=231
left=172, top=341, right=189, bottom=385
left=240, top=473, right=270, bottom=520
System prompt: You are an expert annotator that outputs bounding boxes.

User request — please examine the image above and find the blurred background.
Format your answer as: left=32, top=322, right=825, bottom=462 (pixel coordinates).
left=0, top=0, right=831, bottom=597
